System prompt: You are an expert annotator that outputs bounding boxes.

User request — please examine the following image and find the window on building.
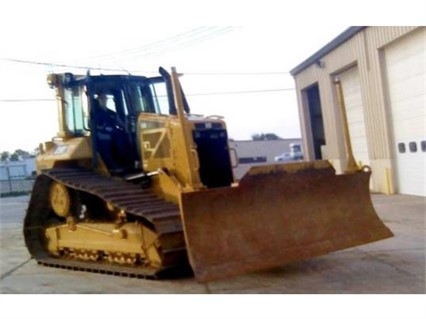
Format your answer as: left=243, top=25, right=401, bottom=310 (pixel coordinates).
left=409, top=142, right=417, bottom=153
left=397, top=143, right=406, bottom=153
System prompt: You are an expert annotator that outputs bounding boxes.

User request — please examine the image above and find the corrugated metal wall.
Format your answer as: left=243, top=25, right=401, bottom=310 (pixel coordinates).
left=293, top=26, right=421, bottom=193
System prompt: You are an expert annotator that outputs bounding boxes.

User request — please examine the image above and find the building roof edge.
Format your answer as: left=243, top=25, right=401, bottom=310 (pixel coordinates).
left=290, top=26, right=367, bottom=76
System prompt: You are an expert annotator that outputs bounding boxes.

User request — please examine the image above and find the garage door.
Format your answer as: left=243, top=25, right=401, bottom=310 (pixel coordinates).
left=385, top=28, right=426, bottom=197
left=338, top=67, right=370, bottom=169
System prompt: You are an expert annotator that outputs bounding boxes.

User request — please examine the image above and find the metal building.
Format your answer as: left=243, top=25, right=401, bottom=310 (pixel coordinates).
left=291, top=26, right=425, bottom=196
left=229, top=138, right=302, bottom=179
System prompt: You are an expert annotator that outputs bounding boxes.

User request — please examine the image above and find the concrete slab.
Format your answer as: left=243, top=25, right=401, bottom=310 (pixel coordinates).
left=0, top=194, right=424, bottom=295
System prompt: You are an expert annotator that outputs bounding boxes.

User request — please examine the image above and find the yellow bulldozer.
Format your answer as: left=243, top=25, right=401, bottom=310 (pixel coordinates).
left=23, top=67, right=393, bottom=282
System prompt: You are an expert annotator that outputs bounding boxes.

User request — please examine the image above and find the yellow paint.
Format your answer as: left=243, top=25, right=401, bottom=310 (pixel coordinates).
left=385, top=167, right=394, bottom=195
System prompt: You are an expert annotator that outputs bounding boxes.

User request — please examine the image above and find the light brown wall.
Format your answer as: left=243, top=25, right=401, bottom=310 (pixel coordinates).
left=293, top=26, right=421, bottom=193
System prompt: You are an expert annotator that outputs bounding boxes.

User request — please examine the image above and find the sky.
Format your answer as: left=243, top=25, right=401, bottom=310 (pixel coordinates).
left=0, top=0, right=351, bottom=153
left=1, top=1, right=423, bottom=154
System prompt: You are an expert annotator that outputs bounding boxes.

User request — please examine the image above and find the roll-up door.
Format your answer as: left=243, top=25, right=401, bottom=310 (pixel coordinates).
left=385, top=28, right=426, bottom=196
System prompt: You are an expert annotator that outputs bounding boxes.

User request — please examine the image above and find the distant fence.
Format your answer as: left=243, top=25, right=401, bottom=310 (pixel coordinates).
left=0, top=178, right=35, bottom=197
left=0, top=162, right=35, bottom=197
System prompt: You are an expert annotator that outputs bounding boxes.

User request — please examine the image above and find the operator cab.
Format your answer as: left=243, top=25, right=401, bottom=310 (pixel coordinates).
left=59, top=71, right=179, bottom=175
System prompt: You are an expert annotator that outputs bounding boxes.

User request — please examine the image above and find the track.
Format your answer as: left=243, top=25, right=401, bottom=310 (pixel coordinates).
left=23, top=168, right=191, bottom=279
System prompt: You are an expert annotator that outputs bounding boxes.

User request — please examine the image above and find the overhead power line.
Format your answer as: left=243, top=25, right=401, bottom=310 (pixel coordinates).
left=0, top=98, right=56, bottom=103
left=109, top=27, right=235, bottom=62
left=183, top=71, right=290, bottom=76
left=0, top=58, right=291, bottom=76
left=18, top=27, right=235, bottom=70
left=66, top=27, right=233, bottom=65
left=0, top=87, right=294, bottom=103
left=186, top=88, right=294, bottom=96
left=0, top=57, right=140, bottom=73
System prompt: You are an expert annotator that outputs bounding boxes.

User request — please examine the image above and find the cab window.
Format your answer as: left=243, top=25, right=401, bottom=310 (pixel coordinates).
left=150, top=81, right=171, bottom=115
left=64, top=86, right=89, bottom=135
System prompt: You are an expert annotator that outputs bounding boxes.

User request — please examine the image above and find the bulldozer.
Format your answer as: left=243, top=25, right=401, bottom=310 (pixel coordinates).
left=23, top=67, right=393, bottom=282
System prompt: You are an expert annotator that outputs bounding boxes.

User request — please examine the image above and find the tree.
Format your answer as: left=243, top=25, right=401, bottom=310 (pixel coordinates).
left=1, top=151, right=10, bottom=161
left=7, top=149, right=33, bottom=161
left=9, top=152, right=20, bottom=161
left=251, top=133, right=282, bottom=141
left=13, top=149, right=30, bottom=158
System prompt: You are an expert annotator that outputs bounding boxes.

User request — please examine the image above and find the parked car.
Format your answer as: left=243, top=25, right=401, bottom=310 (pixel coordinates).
left=274, top=143, right=303, bottom=162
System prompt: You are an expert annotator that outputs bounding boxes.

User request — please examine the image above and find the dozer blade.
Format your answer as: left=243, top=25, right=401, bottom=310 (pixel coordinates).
left=180, top=160, right=393, bottom=282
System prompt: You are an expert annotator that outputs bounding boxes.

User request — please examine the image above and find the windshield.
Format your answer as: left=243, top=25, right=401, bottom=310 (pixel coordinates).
left=114, top=79, right=172, bottom=115
left=291, top=144, right=301, bottom=152
left=127, top=78, right=173, bottom=116
left=127, top=81, right=159, bottom=114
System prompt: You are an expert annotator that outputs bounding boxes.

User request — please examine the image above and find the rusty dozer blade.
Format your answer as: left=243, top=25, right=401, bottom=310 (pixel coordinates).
left=180, top=160, right=393, bottom=282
